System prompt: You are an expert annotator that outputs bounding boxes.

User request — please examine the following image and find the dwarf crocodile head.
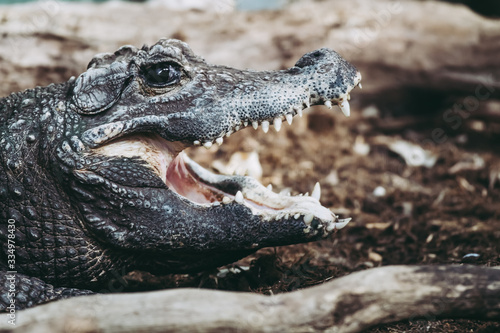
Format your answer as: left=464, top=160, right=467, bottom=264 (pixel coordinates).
left=59, top=39, right=361, bottom=273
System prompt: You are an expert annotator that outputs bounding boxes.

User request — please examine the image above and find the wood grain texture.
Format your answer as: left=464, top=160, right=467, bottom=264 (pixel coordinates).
left=3, top=265, right=499, bottom=333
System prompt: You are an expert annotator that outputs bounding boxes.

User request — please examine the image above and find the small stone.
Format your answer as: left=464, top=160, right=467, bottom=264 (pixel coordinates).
left=372, top=186, right=386, bottom=197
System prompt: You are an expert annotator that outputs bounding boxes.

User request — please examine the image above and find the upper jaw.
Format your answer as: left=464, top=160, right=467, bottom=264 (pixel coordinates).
left=186, top=59, right=362, bottom=149
left=80, top=68, right=362, bottom=151
left=192, top=78, right=362, bottom=149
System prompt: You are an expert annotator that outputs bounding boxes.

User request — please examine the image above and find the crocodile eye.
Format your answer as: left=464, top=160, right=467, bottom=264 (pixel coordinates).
left=141, top=62, right=181, bottom=87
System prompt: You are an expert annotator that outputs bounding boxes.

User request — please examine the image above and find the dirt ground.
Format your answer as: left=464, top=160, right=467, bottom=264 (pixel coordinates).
left=1, top=1, right=500, bottom=331
left=121, top=102, right=500, bottom=332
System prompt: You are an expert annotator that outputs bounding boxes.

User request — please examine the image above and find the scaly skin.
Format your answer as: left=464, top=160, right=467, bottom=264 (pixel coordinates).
left=0, top=39, right=361, bottom=310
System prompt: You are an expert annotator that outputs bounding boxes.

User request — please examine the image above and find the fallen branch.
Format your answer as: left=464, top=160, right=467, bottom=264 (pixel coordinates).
left=4, top=265, right=499, bottom=333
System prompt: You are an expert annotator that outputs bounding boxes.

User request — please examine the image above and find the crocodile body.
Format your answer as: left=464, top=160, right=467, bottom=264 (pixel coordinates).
left=0, top=39, right=360, bottom=310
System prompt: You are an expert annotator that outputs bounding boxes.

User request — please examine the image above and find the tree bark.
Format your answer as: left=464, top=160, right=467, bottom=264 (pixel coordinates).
left=3, top=265, right=499, bottom=333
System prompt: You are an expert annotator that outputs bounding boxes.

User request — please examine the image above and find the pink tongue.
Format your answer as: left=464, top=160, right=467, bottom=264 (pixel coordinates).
left=165, top=155, right=223, bottom=204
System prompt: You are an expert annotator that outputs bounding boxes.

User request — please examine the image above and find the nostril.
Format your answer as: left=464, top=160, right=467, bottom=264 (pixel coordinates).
left=295, top=49, right=327, bottom=68
left=312, top=50, right=323, bottom=57
left=295, top=49, right=326, bottom=68
left=295, top=48, right=340, bottom=69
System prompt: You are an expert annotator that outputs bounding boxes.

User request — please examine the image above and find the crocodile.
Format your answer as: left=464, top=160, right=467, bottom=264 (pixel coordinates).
left=0, top=39, right=361, bottom=310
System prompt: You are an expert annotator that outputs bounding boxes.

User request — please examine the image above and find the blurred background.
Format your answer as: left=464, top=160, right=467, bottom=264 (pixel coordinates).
left=1, top=0, right=500, bottom=16
left=1, top=0, right=499, bottom=331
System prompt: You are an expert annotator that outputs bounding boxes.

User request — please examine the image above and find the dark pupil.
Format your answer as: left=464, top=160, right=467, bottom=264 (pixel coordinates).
left=143, top=63, right=181, bottom=87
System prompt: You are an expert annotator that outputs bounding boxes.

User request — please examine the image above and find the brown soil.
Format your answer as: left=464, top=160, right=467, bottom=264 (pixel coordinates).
left=124, top=104, right=500, bottom=332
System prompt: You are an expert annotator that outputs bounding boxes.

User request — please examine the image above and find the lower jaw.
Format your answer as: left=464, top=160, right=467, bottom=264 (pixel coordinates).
left=170, top=152, right=351, bottom=233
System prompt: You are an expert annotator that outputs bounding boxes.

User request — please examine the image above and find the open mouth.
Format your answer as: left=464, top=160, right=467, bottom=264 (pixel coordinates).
left=85, top=74, right=361, bottom=237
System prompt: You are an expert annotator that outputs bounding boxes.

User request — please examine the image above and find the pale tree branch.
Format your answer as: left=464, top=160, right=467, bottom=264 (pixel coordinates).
left=3, top=265, right=499, bottom=333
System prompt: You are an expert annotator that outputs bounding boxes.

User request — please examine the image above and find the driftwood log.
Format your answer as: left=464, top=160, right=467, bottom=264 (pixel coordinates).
left=1, top=0, right=499, bottom=100
left=1, top=265, right=499, bottom=333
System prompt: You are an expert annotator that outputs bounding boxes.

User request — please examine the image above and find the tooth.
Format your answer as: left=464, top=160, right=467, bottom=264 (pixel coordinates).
left=193, top=140, right=201, bottom=146
left=339, top=100, right=350, bottom=117
left=304, top=192, right=309, bottom=196
left=334, top=218, right=351, bottom=230
left=303, top=99, right=310, bottom=108
left=303, top=214, right=314, bottom=225
left=347, top=94, right=351, bottom=101
left=215, top=137, right=223, bottom=146
left=311, top=182, right=321, bottom=201
left=252, top=121, right=259, bottom=130
left=267, top=184, right=273, bottom=191
left=280, top=188, right=290, bottom=197
left=324, top=100, right=333, bottom=109
left=284, top=214, right=289, bottom=220
left=326, top=223, right=335, bottom=232
left=235, top=125, right=240, bottom=131
left=358, top=83, right=363, bottom=89
left=356, top=72, right=362, bottom=83
left=226, top=131, right=232, bottom=137
left=327, top=218, right=351, bottom=231
left=235, top=191, right=244, bottom=204
left=286, top=114, right=293, bottom=125
left=294, top=213, right=301, bottom=220
left=280, top=189, right=291, bottom=196
left=244, top=121, right=248, bottom=127
left=203, top=141, right=213, bottom=149
left=261, top=121, right=270, bottom=133
left=222, top=196, right=231, bottom=204
left=293, top=106, right=303, bottom=117
left=273, top=118, right=282, bottom=132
